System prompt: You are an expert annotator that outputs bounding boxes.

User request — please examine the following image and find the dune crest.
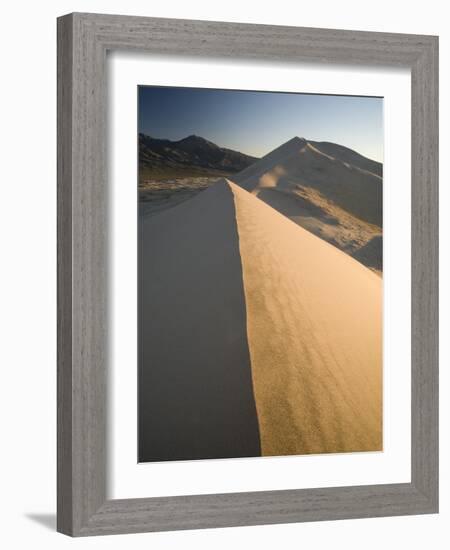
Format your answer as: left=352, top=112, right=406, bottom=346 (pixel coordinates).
left=139, top=177, right=382, bottom=460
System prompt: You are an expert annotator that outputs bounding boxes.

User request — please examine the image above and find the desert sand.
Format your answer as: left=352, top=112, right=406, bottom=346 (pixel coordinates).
left=230, top=179, right=382, bottom=455
left=139, top=177, right=382, bottom=460
left=139, top=136, right=384, bottom=272
left=235, top=137, right=382, bottom=224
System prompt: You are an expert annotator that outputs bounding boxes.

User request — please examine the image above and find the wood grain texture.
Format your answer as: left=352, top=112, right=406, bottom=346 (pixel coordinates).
left=57, top=13, right=73, bottom=535
left=410, top=37, right=439, bottom=507
left=57, top=12, right=439, bottom=536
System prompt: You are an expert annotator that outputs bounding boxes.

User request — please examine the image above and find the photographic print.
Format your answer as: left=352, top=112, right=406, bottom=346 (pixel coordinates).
left=138, top=86, right=383, bottom=463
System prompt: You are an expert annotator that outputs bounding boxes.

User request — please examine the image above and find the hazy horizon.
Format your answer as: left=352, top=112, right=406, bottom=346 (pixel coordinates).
left=139, top=86, right=383, bottom=163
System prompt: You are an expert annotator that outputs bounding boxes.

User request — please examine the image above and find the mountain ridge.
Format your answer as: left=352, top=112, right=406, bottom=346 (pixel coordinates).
left=140, top=133, right=382, bottom=180
left=139, top=133, right=258, bottom=176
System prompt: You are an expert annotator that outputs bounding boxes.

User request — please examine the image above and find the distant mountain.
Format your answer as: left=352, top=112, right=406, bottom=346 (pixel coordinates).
left=139, top=134, right=258, bottom=176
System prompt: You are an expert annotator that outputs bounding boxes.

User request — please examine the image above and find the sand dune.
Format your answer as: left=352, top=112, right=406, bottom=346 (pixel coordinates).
left=234, top=137, right=382, bottom=225
left=233, top=137, right=382, bottom=271
left=139, top=178, right=382, bottom=460
left=230, top=179, right=382, bottom=455
left=235, top=137, right=308, bottom=190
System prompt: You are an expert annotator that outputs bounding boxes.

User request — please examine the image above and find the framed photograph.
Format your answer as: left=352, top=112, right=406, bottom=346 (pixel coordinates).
left=57, top=13, right=438, bottom=536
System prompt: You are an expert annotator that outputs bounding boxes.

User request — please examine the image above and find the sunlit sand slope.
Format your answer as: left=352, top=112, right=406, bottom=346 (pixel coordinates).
left=229, top=180, right=382, bottom=456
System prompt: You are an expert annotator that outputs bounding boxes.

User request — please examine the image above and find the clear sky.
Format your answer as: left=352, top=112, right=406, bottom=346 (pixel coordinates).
left=138, top=86, right=383, bottom=162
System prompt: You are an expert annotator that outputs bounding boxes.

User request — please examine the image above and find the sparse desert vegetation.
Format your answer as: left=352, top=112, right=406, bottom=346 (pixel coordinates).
left=139, top=176, right=220, bottom=217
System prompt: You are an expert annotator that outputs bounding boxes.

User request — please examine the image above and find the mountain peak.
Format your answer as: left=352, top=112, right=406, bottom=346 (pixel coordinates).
left=178, top=134, right=214, bottom=144
left=290, top=136, right=307, bottom=144
left=176, top=134, right=220, bottom=151
left=275, top=136, right=308, bottom=154
left=181, top=134, right=202, bottom=140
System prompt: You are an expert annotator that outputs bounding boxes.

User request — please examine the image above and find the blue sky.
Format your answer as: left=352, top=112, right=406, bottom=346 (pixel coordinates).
left=139, top=86, right=383, bottom=162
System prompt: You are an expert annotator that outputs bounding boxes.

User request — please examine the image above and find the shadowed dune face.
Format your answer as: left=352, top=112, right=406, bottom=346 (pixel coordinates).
left=139, top=180, right=261, bottom=462
left=230, top=180, right=382, bottom=455
left=352, top=235, right=383, bottom=271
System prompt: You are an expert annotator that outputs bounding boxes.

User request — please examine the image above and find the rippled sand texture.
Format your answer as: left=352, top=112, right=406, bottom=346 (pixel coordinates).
left=230, top=179, right=382, bottom=455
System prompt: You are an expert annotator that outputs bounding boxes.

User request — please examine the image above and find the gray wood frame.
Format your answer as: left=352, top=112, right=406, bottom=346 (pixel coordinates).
left=57, top=12, right=439, bottom=536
